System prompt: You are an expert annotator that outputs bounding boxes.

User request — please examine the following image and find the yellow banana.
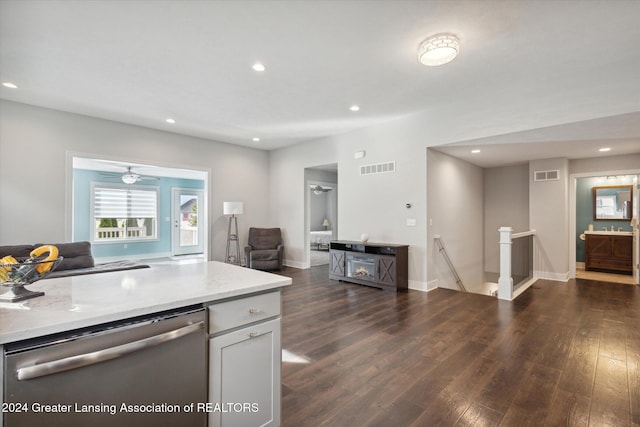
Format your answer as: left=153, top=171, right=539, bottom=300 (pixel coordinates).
left=30, top=245, right=59, bottom=274
left=1, top=255, right=18, bottom=271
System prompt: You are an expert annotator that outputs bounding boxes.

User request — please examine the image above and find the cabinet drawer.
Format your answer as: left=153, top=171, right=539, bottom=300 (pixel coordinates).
left=208, top=291, right=281, bottom=334
left=586, top=257, right=632, bottom=272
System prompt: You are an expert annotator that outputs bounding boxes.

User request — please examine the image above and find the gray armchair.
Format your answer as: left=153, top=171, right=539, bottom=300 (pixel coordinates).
left=244, top=227, right=284, bottom=271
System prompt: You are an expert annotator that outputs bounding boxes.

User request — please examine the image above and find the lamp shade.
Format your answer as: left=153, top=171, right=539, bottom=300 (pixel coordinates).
left=223, top=202, right=243, bottom=215
left=322, top=219, right=330, bottom=227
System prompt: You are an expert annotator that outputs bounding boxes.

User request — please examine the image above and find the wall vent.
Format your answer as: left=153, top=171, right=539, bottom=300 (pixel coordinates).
left=360, top=161, right=396, bottom=176
left=533, top=169, right=559, bottom=182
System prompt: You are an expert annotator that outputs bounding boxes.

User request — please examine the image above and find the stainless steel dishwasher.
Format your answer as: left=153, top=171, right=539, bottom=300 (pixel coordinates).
left=3, top=305, right=207, bottom=427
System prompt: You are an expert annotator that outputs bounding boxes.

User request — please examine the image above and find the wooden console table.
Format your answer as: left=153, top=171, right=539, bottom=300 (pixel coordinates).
left=329, top=240, right=408, bottom=291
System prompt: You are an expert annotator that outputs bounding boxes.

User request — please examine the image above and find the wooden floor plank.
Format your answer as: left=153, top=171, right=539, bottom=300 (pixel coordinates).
left=278, top=267, right=640, bottom=426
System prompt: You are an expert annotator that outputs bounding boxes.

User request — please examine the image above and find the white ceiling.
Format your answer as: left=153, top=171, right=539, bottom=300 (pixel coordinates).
left=1, top=0, right=639, bottom=163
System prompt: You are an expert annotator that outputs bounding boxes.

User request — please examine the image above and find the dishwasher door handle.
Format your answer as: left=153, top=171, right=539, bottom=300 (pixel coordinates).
left=16, top=321, right=204, bottom=381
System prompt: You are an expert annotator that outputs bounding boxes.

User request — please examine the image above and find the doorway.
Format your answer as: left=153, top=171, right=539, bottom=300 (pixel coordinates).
left=304, top=164, right=338, bottom=268
left=172, top=189, right=205, bottom=256
left=570, top=171, right=640, bottom=285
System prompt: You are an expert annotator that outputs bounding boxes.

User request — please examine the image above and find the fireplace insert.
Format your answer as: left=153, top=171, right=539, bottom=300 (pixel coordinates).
left=346, top=254, right=376, bottom=281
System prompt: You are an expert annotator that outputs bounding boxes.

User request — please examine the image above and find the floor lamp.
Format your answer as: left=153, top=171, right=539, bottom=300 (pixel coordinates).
left=223, top=202, right=243, bottom=265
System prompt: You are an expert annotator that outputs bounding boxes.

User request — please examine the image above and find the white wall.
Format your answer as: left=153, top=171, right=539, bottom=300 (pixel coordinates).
left=0, top=100, right=270, bottom=262
left=427, top=149, right=484, bottom=292
left=529, top=158, right=570, bottom=280
left=270, top=120, right=429, bottom=287
left=484, top=164, right=530, bottom=278
left=569, top=153, right=640, bottom=175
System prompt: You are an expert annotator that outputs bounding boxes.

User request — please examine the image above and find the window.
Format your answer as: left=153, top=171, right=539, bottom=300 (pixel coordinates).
left=91, top=183, right=158, bottom=242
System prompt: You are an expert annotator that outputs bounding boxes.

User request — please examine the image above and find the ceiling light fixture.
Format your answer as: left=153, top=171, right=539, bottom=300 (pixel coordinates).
left=418, top=33, right=460, bottom=66
left=252, top=137, right=260, bottom=142
left=349, top=105, right=360, bottom=112
left=252, top=63, right=266, bottom=72
left=471, top=149, right=481, bottom=154
left=2, top=82, right=18, bottom=89
left=165, top=118, right=175, bottom=124
left=598, top=147, right=611, bottom=152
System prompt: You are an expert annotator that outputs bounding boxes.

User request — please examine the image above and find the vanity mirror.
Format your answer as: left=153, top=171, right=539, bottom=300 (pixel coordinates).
left=593, top=185, right=632, bottom=220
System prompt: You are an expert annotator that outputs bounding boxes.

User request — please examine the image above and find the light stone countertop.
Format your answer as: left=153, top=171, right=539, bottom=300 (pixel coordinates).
left=0, top=261, right=291, bottom=345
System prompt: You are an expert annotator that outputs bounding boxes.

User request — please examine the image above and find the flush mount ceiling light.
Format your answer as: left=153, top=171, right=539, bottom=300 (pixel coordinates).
left=418, top=33, right=460, bottom=66
left=598, top=147, right=611, bottom=152
left=349, top=105, right=360, bottom=112
left=252, top=137, right=260, bottom=142
left=2, top=82, right=18, bottom=89
left=252, top=62, right=266, bottom=72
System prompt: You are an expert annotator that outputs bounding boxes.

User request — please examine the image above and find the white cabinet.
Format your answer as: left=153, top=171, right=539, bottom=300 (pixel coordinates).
left=208, top=292, right=281, bottom=427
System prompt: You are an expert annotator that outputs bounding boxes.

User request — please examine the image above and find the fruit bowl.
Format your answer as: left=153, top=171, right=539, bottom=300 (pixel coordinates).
left=0, top=257, right=63, bottom=302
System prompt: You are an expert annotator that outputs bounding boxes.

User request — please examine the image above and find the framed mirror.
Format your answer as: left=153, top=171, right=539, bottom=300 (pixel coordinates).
left=593, top=185, right=633, bottom=220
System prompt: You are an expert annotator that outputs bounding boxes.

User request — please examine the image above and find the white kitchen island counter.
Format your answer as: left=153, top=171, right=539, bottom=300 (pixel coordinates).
left=0, top=261, right=291, bottom=345
left=1, top=261, right=290, bottom=427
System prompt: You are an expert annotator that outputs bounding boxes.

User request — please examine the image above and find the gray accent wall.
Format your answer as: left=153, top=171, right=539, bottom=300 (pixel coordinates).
left=484, top=164, right=530, bottom=278
left=427, top=149, right=484, bottom=292
left=529, top=158, right=570, bottom=280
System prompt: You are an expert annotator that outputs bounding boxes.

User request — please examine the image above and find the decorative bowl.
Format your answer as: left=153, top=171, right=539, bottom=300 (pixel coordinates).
left=0, top=257, right=63, bottom=302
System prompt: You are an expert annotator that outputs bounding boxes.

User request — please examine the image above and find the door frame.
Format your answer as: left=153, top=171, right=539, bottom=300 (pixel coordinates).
left=569, top=168, right=640, bottom=283
left=304, top=172, right=338, bottom=269
left=172, top=188, right=206, bottom=256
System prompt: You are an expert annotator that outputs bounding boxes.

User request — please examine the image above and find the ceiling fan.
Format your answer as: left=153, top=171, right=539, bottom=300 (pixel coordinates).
left=100, top=166, right=160, bottom=184
left=310, top=184, right=333, bottom=195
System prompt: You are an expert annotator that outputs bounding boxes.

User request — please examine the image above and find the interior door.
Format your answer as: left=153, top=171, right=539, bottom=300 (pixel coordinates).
left=633, top=175, right=639, bottom=284
left=172, top=188, right=204, bottom=256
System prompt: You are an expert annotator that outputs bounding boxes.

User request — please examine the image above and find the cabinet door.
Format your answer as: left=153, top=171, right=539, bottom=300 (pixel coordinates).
left=330, top=250, right=345, bottom=277
left=376, top=255, right=396, bottom=286
left=612, top=235, right=632, bottom=260
left=587, top=234, right=612, bottom=257
left=209, top=318, right=281, bottom=427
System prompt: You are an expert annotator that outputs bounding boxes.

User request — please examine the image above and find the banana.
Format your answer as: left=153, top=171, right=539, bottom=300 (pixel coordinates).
left=1, top=255, right=18, bottom=271
left=30, top=245, right=59, bottom=274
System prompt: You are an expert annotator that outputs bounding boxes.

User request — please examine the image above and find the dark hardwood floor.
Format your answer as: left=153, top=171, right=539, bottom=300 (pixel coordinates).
left=277, top=266, right=640, bottom=427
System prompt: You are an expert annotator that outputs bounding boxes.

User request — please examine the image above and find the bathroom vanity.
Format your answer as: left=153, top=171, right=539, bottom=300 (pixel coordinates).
left=585, top=231, right=633, bottom=274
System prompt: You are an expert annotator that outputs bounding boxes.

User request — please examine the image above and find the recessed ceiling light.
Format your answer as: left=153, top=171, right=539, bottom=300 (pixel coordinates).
left=165, top=118, right=175, bottom=124
left=2, top=82, right=18, bottom=89
left=471, top=149, right=481, bottom=154
left=252, top=137, right=260, bottom=142
left=252, top=63, right=266, bottom=72
left=349, top=105, right=360, bottom=112
left=598, top=147, right=611, bottom=152
left=418, top=33, right=460, bottom=66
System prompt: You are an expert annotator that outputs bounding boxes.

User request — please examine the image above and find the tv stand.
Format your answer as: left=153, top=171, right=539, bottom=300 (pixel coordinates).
left=329, top=240, right=408, bottom=292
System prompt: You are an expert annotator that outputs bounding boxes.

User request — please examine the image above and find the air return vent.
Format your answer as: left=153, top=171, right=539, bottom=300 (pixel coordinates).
left=360, top=161, right=396, bottom=176
left=533, top=169, right=559, bottom=182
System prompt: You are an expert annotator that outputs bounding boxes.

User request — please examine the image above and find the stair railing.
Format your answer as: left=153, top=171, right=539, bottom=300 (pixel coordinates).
left=434, top=235, right=467, bottom=292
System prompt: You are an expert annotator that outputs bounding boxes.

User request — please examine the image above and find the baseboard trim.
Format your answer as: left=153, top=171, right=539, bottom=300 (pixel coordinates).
left=284, top=259, right=308, bottom=269
left=409, top=279, right=434, bottom=292
left=534, top=270, right=571, bottom=282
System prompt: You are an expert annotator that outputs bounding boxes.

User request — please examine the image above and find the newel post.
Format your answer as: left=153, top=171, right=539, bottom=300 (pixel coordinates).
left=498, top=227, right=513, bottom=301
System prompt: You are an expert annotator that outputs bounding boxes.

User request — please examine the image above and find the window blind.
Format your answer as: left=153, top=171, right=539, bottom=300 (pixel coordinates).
left=94, top=186, right=157, bottom=218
